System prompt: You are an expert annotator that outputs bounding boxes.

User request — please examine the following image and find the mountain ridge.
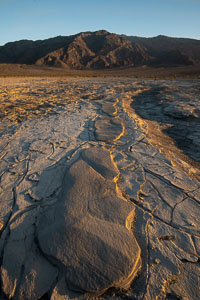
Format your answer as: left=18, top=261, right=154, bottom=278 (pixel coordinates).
left=0, top=30, right=199, bottom=69
left=122, top=34, right=200, bottom=62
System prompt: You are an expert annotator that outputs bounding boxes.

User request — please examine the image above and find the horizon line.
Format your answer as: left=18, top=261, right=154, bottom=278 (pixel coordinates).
left=0, top=30, right=200, bottom=47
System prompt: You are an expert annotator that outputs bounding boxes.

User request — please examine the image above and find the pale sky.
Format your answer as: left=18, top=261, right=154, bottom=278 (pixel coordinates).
left=0, top=0, right=200, bottom=45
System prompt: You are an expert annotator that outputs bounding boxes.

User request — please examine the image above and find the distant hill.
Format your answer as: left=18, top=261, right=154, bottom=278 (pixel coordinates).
left=122, top=35, right=200, bottom=65
left=0, top=31, right=199, bottom=69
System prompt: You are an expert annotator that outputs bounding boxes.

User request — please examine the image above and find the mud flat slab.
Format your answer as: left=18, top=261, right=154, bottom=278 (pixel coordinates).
left=95, top=117, right=123, bottom=142
left=0, top=78, right=199, bottom=299
left=37, top=147, right=141, bottom=295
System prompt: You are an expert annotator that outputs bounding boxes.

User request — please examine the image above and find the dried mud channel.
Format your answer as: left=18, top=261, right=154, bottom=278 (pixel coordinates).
left=0, top=78, right=200, bottom=300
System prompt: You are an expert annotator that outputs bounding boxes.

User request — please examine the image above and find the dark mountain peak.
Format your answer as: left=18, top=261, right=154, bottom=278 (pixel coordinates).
left=155, top=35, right=169, bottom=39
left=35, top=30, right=150, bottom=69
left=94, top=30, right=110, bottom=35
left=75, top=30, right=110, bottom=41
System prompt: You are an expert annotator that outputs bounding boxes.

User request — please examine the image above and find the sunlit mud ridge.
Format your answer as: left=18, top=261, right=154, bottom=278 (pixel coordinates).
left=0, top=78, right=200, bottom=299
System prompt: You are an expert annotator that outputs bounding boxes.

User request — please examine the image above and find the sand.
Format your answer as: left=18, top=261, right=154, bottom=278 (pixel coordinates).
left=0, top=77, right=199, bottom=299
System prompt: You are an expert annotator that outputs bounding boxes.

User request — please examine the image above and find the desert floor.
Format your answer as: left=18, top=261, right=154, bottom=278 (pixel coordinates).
left=0, top=77, right=199, bottom=299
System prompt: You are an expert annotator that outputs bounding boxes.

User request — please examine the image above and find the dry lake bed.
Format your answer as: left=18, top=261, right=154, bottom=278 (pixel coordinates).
left=0, top=77, right=200, bottom=299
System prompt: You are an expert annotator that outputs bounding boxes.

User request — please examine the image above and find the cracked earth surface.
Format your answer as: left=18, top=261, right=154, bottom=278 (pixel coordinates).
left=0, top=78, right=199, bottom=299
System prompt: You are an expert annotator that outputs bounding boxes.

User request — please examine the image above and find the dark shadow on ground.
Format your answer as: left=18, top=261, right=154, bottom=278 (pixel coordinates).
left=131, top=85, right=200, bottom=162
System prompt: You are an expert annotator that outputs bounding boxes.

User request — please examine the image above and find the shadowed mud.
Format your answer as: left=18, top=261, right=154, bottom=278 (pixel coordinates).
left=131, top=84, right=200, bottom=165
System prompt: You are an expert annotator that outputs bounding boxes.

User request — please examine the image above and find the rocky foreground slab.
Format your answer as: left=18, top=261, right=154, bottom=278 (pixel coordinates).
left=0, top=78, right=199, bottom=299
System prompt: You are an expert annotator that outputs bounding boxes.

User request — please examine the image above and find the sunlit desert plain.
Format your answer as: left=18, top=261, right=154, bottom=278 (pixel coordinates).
left=0, top=77, right=200, bottom=299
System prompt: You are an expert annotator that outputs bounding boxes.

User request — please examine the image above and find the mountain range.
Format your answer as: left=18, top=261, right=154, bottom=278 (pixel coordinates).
left=0, top=30, right=199, bottom=69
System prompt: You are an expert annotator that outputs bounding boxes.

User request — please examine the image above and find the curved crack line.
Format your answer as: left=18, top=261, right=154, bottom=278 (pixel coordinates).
left=32, top=220, right=60, bottom=297
left=170, top=196, right=188, bottom=225
left=157, top=263, right=182, bottom=300
left=144, top=168, right=199, bottom=204
left=0, top=158, right=30, bottom=251
left=144, top=219, right=151, bottom=297
left=0, top=143, right=9, bottom=155
left=165, top=239, right=200, bottom=262
left=147, top=179, right=172, bottom=209
left=128, top=196, right=200, bottom=238
left=8, top=205, right=40, bottom=227
left=11, top=158, right=30, bottom=188
left=0, top=152, right=7, bottom=161
left=48, top=142, right=55, bottom=158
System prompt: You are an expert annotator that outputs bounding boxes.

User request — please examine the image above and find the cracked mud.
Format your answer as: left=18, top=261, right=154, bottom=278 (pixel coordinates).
left=0, top=78, right=200, bottom=299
